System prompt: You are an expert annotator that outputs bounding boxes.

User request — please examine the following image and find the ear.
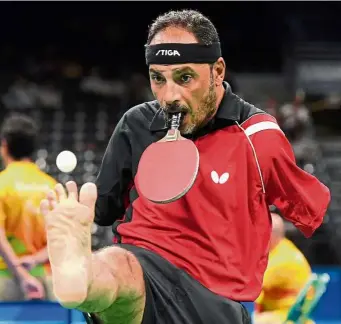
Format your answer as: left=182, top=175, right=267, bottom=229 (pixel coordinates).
left=213, top=58, right=226, bottom=87
left=0, top=139, right=7, bottom=157
left=0, top=139, right=7, bottom=150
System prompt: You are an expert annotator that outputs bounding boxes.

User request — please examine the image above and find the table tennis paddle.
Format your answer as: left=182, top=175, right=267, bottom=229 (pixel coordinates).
left=83, top=313, right=100, bottom=324
left=137, top=113, right=199, bottom=204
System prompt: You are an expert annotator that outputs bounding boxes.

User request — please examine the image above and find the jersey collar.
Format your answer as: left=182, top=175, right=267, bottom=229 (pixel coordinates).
left=6, top=161, right=38, bottom=170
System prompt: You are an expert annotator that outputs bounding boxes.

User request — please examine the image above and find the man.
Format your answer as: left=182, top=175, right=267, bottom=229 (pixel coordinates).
left=254, top=213, right=314, bottom=324
left=0, top=114, right=56, bottom=300
left=40, top=10, right=330, bottom=324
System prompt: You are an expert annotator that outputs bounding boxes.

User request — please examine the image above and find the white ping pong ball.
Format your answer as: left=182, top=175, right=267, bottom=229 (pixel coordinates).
left=56, top=150, right=77, bottom=173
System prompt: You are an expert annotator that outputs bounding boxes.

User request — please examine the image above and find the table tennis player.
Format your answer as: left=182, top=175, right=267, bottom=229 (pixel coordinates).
left=40, top=9, right=331, bottom=324
left=254, top=213, right=314, bottom=324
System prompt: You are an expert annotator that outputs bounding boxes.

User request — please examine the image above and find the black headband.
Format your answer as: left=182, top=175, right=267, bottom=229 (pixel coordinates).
left=145, top=42, right=222, bottom=65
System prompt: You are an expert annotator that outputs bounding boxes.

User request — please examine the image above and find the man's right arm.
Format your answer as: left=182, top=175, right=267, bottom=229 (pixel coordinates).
left=0, top=198, right=31, bottom=280
left=0, top=229, right=31, bottom=279
left=251, top=122, right=330, bottom=238
left=95, top=114, right=133, bottom=226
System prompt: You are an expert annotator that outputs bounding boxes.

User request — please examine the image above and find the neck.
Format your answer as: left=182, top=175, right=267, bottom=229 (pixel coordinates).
left=210, top=84, right=225, bottom=121
left=197, top=84, right=225, bottom=131
left=5, top=157, right=32, bottom=167
left=216, top=84, right=226, bottom=108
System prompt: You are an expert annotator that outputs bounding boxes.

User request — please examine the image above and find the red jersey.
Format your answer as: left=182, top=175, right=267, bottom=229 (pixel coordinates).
left=95, top=84, right=330, bottom=301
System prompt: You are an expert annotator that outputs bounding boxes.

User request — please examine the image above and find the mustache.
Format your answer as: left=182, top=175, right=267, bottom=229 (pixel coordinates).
left=161, top=103, right=189, bottom=115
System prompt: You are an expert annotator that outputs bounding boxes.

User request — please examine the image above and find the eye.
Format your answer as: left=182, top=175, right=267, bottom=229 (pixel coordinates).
left=180, top=74, right=193, bottom=84
left=151, top=74, right=165, bottom=85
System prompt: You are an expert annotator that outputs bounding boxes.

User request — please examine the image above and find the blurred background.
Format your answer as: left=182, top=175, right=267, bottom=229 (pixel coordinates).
left=0, top=1, right=340, bottom=323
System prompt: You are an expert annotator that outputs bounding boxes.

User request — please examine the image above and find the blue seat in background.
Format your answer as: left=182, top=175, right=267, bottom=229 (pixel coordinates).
left=241, top=301, right=255, bottom=323
left=70, top=310, right=86, bottom=324
left=0, top=300, right=69, bottom=324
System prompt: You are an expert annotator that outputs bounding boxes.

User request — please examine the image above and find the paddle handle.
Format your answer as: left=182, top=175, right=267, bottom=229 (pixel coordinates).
left=163, top=113, right=182, bottom=142
left=170, top=113, right=181, bottom=129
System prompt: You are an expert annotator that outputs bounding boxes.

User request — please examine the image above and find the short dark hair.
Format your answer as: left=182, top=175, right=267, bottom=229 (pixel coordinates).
left=0, top=114, right=38, bottom=160
left=147, top=9, right=220, bottom=45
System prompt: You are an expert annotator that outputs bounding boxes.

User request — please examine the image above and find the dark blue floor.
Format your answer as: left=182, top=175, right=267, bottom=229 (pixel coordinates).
left=0, top=301, right=339, bottom=324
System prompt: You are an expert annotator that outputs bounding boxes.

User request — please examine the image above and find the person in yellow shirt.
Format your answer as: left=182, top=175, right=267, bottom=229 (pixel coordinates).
left=254, top=212, right=313, bottom=324
left=0, top=114, right=57, bottom=301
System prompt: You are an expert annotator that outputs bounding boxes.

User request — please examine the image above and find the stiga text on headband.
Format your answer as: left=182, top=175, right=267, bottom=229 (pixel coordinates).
left=145, top=42, right=222, bottom=65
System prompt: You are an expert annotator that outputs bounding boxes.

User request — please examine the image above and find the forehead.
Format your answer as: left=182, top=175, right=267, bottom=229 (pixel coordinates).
left=149, top=27, right=208, bottom=74
left=150, top=27, right=197, bottom=45
left=149, top=63, right=208, bottom=74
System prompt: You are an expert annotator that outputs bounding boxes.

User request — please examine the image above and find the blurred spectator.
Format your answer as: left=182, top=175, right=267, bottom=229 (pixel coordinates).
left=278, top=90, right=316, bottom=167
left=80, top=67, right=126, bottom=97
left=2, top=77, right=37, bottom=110
left=265, top=98, right=279, bottom=119
left=2, top=77, right=62, bottom=110
left=36, top=82, right=62, bottom=109
left=278, top=90, right=313, bottom=140
left=0, top=114, right=57, bottom=301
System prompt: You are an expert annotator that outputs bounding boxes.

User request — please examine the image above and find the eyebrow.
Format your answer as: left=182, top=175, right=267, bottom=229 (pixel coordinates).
left=149, top=66, right=195, bottom=74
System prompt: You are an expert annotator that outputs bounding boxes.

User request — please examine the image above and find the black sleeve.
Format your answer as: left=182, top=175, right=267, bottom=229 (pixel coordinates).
left=94, top=114, right=132, bottom=226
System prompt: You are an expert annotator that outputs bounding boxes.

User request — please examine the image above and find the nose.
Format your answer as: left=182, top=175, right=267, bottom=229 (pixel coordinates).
left=163, top=81, right=182, bottom=107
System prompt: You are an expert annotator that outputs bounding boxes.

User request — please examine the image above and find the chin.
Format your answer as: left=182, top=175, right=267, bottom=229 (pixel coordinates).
left=180, top=124, right=196, bottom=135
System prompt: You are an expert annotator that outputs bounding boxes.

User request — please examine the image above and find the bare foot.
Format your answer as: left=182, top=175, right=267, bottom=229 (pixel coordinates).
left=40, top=181, right=97, bottom=308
